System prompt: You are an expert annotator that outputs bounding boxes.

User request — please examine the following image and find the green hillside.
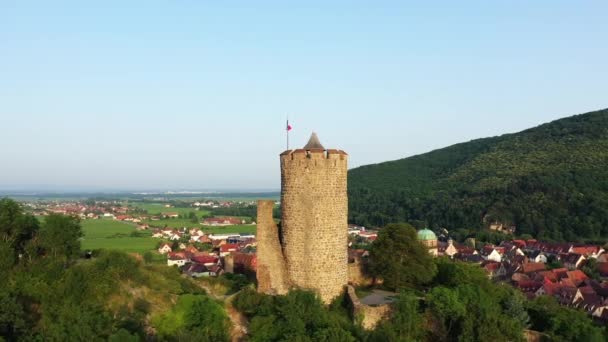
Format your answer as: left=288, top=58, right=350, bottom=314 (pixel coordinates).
left=348, top=108, right=608, bottom=241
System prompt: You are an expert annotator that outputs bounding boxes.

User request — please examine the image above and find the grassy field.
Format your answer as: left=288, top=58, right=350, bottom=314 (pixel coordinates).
left=144, top=218, right=202, bottom=229
left=202, top=225, right=256, bottom=235
left=81, top=219, right=159, bottom=254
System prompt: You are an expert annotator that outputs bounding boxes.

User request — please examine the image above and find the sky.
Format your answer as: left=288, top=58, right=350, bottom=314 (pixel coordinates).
left=1, top=1, right=607, bottom=192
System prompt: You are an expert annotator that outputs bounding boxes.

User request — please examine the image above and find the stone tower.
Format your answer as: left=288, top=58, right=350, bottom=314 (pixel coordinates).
left=257, top=132, right=349, bottom=304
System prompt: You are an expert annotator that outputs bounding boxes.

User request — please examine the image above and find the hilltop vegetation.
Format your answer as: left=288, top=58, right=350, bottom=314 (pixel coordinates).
left=349, top=108, right=608, bottom=241
left=0, top=198, right=229, bottom=341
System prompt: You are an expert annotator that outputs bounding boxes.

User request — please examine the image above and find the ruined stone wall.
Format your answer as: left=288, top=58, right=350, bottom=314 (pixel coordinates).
left=224, top=254, right=234, bottom=273
left=280, top=149, right=348, bottom=303
left=255, top=200, right=289, bottom=295
left=348, top=260, right=373, bottom=287
left=345, top=285, right=392, bottom=330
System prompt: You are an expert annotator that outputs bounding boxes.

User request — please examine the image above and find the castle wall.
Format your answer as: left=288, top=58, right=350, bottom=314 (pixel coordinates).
left=255, top=200, right=289, bottom=295
left=346, top=285, right=393, bottom=330
left=280, top=149, right=348, bottom=303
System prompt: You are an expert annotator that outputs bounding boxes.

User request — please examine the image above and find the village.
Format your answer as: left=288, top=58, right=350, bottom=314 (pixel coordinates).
left=20, top=198, right=608, bottom=324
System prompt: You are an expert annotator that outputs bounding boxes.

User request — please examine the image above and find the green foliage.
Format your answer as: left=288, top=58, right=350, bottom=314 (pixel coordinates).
left=0, top=199, right=228, bottom=341
left=527, top=296, right=607, bottom=341
left=367, top=291, right=424, bottom=342
left=38, top=214, right=82, bottom=259
left=153, top=294, right=229, bottom=341
left=581, top=257, right=601, bottom=281
left=425, top=259, right=526, bottom=341
left=369, top=223, right=437, bottom=290
left=0, top=198, right=39, bottom=261
left=349, top=109, right=608, bottom=241
left=233, top=288, right=359, bottom=342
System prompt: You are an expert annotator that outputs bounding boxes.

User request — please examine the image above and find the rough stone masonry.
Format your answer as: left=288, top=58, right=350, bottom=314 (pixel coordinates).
left=256, top=133, right=349, bottom=304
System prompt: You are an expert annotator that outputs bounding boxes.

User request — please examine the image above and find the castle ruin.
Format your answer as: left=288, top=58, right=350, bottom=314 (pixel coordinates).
left=256, top=132, right=349, bottom=303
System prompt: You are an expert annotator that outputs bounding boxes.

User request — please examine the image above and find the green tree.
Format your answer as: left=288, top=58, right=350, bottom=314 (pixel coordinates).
left=368, top=291, right=425, bottom=342
left=0, top=198, right=39, bottom=258
left=369, top=223, right=437, bottom=290
left=426, top=286, right=465, bottom=339
left=38, top=214, right=82, bottom=259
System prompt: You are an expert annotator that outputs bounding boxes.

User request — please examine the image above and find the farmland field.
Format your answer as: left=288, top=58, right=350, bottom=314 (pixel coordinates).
left=143, top=218, right=202, bottom=229
left=81, top=219, right=159, bottom=253
left=202, top=224, right=256, bottom=235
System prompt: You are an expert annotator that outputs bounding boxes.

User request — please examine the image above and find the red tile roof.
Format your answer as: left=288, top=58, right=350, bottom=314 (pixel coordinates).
left=220, top=244, right=239, bottom=253
left=522, top=262, right=546, bottom=274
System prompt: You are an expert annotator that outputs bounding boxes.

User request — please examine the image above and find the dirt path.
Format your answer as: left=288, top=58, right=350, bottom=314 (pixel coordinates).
left=190, top=278, right=248, bottom=342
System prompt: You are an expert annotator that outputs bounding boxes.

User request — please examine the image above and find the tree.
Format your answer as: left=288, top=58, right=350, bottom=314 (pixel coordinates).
left=426, top=286, right=465, bottom=339
left=503, top=291, right=530, bottom=328
left=0, top=198, right=39, bottom=258
left=38, top=214, right=82, bottom=259
left=582, top=258, right=601, bottom=281
left=368, top=291, right=425, bottom=341
left=368, top=223, right=436, bottom=290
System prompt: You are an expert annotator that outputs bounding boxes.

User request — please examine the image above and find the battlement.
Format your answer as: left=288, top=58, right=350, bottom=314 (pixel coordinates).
left=280, top=149, right=348, bottom=161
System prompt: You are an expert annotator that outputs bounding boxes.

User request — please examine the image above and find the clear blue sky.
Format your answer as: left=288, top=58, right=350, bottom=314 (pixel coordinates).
left=1, top=1, right=606, bottom=191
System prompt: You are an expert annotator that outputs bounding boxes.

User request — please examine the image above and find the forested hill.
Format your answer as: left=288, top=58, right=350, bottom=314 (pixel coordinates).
left=348, top=108, right=608, bottom=241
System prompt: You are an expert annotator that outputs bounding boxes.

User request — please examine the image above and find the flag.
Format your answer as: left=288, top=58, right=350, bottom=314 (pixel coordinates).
left=287, top=121, right=292, bottom=131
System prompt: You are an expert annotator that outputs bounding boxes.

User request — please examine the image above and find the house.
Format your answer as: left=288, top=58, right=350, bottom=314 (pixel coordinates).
left=516, top=281, right=543, bottom=296
left=528, top=250, right=547, bottom=264
left=569, top=246, right=604, bottom=258
left=184, top=245, right=199, bottom=254
left=169, top=233, right=182, bottom=241
left=481, top=246, right=503, bottom=262
left=190, top=234, right=203, bottom=243
left=167, top=252, right=189, bottom=267
left=203, top=217, right=243, bottom=226
left=183, top=264, right=208, bottom=277
left=158, top=243, right=173, bottom=255
left=152, top=230, right=164, bottom=238
left=483, top=262, right=507, bottom=279
left=191, top=255, right=220, bottom=267
left=454, top=253, right=483, bottom=264
left=443, top=239, right=458, bottom=257
left=162, top=212, right=179, bottom=218
left=598, top=262, right=608, bottom=278
left=563, top=253, right=586, bottom=270
left=220, top=244, right=239, bottom=256
left=565, top=270, right=589, bottom=287
left=522, top=262, right=546, bottom=274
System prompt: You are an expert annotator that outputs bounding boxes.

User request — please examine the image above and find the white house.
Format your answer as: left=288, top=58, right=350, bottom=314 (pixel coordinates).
left=167, top=253, right=189, bottom=267
left=158, top=243, right=173, bottom=255
left=481, top=247, right=503, bottom=263
left=529, top=251, right=548, bottom=263
left=444, top=239, right=458, bottom=258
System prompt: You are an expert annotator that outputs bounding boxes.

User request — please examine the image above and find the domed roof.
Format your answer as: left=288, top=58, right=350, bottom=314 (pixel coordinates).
left=417, top=228, right=437, bottom=241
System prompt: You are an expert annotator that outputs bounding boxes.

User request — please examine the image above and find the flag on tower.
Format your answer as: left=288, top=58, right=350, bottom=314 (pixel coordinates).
left=286, top=121, right=292, bottom=131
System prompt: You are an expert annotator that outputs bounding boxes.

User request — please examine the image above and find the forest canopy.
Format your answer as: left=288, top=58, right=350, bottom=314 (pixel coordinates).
left=348, top=108, right=608, bottom=241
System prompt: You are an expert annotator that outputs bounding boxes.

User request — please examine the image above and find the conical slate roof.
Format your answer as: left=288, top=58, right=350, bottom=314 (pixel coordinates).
left=303, top=132, right=325, bottom=150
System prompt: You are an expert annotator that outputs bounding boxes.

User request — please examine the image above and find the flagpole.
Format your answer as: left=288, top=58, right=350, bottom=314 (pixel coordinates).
left=286, top=118, right=290, bottom=150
